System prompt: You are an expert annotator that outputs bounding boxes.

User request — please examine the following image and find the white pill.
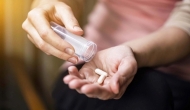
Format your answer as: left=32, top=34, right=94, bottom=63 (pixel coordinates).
left=97, top=75, right=106, bottom=84
left=95, top=68, right=108, bottom=84
left=95, top=68, right=108, bottom=76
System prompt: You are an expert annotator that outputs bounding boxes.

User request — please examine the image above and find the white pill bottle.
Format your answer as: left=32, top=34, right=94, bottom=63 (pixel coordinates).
left=50, top=22, right=97, bottom=62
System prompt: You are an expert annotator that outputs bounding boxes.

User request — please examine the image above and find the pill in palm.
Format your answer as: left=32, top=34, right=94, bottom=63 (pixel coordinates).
left=97, top=75, right=107, bottom=84
left=95, top=68, right=108, bottom=76
left=95, top=68, right=108, bottom=84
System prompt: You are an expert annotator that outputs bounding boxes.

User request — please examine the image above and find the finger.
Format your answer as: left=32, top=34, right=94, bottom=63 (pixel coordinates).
left=22, top=20, right=78, bottom=63
left=79, top=67, right=99, bottom=83
left=26, top=8, right=76, bottom=56
left=63, top=75, right=79, bottom=84
left=68, top=66, right=84, bottom=78
left=27, top=34, right=50, bottom=55
left=81, top=84, right=112, bottom=100
left=68, top=78, right=90, bottom=89
left=54, top=4, right=83, bottom=35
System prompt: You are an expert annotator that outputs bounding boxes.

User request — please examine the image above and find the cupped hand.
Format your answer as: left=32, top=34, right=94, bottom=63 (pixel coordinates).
left=63, top=45, right=138, bottom=100
left=22, top=1, right=83, bottom=63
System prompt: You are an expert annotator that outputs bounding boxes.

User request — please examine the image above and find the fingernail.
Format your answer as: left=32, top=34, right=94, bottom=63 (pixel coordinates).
left=68, top=57, right=78, bottom=64
left=73, top=25, right=83, bottom=31
left=65, top=48, right=74, bottom=55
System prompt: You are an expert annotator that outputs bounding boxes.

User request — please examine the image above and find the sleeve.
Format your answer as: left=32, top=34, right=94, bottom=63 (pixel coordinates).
left=164, top=0, right=190, bottom=35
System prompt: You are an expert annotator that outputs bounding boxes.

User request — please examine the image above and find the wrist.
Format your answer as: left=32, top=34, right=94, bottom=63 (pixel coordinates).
left=123, top=43, right=146, bottom=68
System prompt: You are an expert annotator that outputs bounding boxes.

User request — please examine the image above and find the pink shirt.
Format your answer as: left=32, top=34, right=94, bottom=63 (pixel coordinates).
left=84, top=0, right=179, bottom=50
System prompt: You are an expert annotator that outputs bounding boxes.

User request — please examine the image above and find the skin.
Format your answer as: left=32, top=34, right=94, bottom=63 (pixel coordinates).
left=64, top=45, right=137, bottom=100
left=22, top=0, right=84, bottom=63
left=23, top=0, right=190, bottom=100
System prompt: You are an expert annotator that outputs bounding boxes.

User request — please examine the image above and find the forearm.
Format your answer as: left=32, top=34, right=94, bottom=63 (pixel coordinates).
left=126, top=27, right=190, bottom=68
left=127, top=0, right=190, bottom=68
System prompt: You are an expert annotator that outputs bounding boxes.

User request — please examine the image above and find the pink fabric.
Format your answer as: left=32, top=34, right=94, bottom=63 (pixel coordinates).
left=63, top=0, right=190, bottom=81
left=84, top=0, right=178, bottom=50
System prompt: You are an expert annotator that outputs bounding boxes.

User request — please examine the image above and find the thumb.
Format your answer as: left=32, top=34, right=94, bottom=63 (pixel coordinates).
left=110, top=57, right=137, bottom=94
left=60, top=8, right=83, bottom=36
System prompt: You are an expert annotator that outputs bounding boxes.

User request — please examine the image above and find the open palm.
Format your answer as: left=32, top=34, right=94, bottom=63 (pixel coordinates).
left=64, top=45, right=137, bottom=100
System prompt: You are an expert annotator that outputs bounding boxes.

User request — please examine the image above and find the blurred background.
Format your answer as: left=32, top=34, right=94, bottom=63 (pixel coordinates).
left=0, top=0, right=96, bottom=110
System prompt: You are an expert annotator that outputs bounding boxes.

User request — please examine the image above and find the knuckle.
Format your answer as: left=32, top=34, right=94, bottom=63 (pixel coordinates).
left=59, top=5, right=73, bottom=15
left=65, top=5, right=72, bottom=11
left=37, top=42, right=46, bottom=50
left=58, top=3, right=71, bottom=10
left=55, top=41, right=65, bottom=50
left=27, top=8, right=45, bottom=20
left=22, top=20, right=28, bottom=30
left=57, top=53, right=66, bottom=59
left=39, top=29, right=50, bottom=39
left=27, top=9, right=37, bottom=18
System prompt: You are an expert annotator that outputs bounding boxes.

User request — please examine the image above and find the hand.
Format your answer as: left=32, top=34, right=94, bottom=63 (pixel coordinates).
left=22, top=1, right=83, bottom=63
left=64, top=45, right=138, bottom=100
